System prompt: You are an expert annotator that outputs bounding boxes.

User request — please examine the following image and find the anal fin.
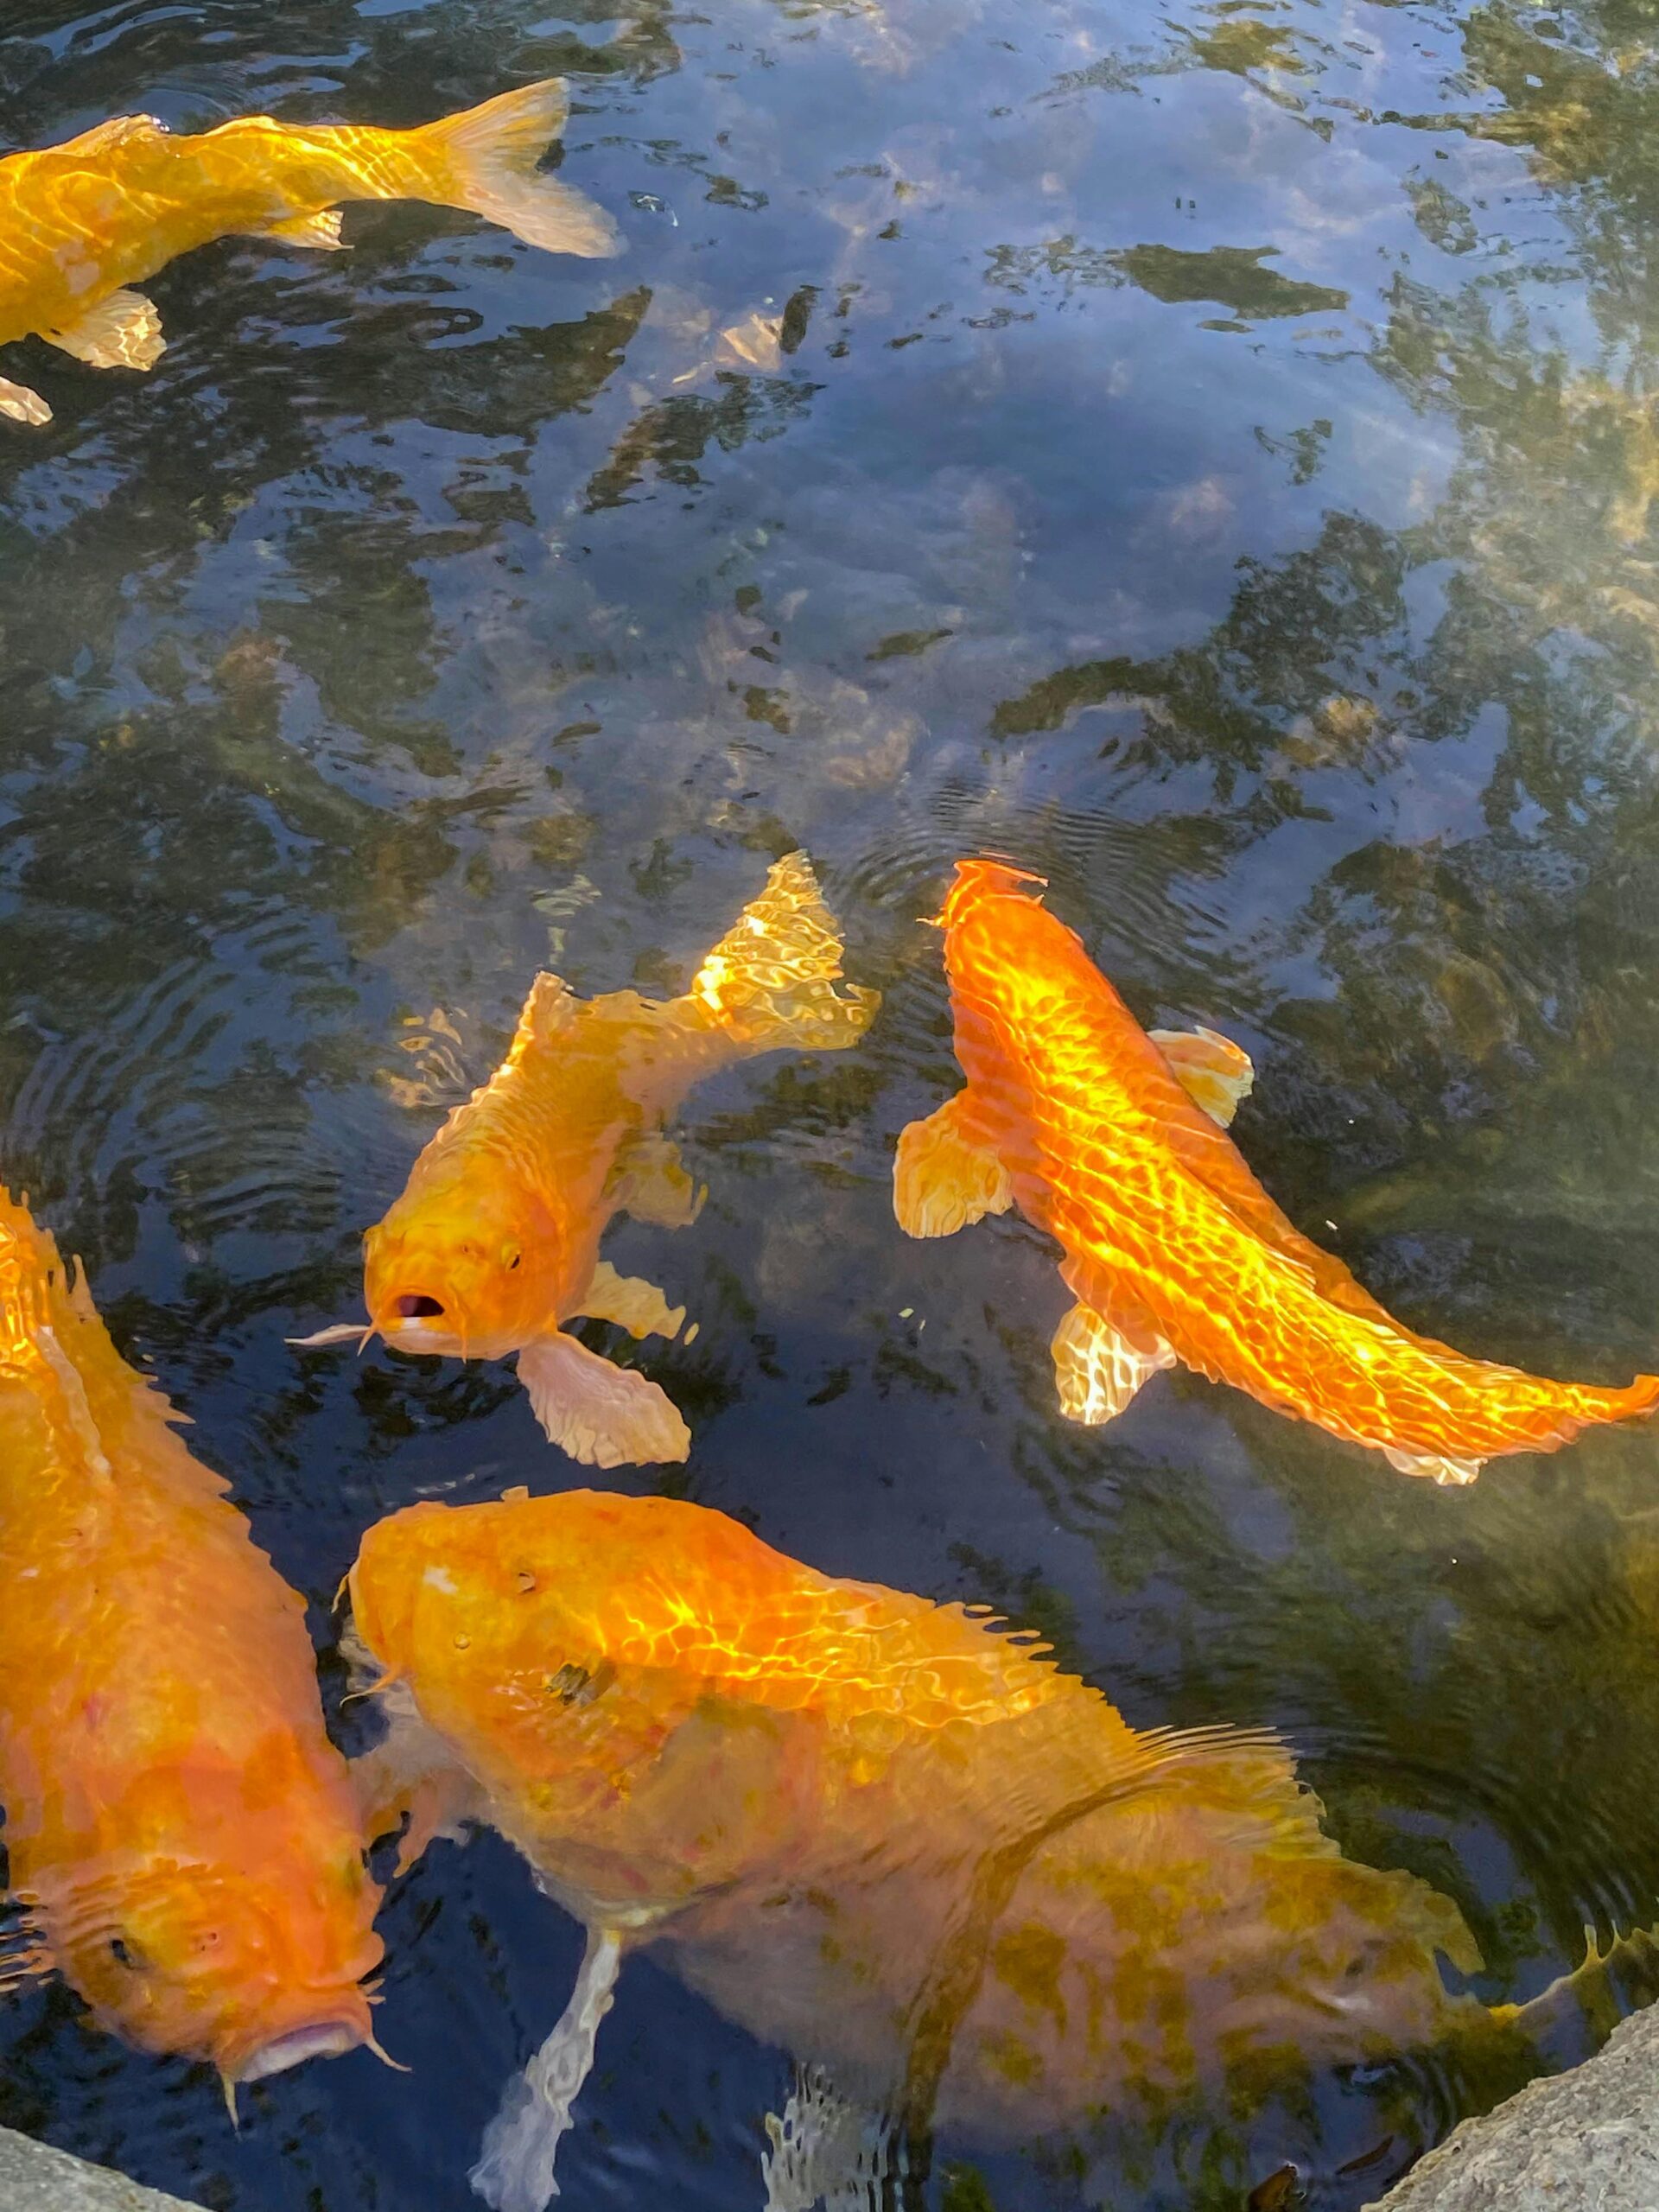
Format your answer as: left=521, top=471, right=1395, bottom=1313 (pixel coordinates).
left=1148, top=1025, right=1255, bottom=1128
left=1052, top=1301, right=1175, bottom=1425
left=44, top=289, right=165, bottom=372
left=255, top=208, right=346, bottom=250
left=893, top=1091, right=1011, bottom=1239
left=1380, top=1444, right=1484, bottom=1486
left=576, top=1259, right=685, bottom=1342
left=0, top=376, right=51, bottom=426
left=518, top=1332, right=690, bottom=1467
left=609, top=1130, right=705, bottom=1229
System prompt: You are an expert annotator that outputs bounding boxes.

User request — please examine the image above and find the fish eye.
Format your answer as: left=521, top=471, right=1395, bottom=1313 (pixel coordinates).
left=108, top=1936, right=148, bottom=1972
left=502, top=1245, right=522, bottom=1271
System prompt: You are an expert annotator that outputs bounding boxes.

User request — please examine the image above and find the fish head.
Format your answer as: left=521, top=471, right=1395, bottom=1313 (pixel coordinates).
left=348, top=1495, right=683, bottom=1791
left=365, top=1173, right=566, bottom=1360
left=45, top=1769, right=384, bottom=2087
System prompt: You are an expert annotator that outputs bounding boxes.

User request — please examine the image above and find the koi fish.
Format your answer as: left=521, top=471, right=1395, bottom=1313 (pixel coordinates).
left=894, top=858, right=1659, bottom=1484
left=0, top=1190, right=385, bottom=2102
left=295, top=853, right=878, bottom=1468
left=0, top=78, right=618, bottom=429
left=346, top=1488, right=1533, bottom=2210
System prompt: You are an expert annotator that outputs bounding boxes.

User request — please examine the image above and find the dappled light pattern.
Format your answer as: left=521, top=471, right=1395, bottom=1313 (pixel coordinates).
left=896, top=860, right=1659, bottom=1480
left=296, top=854, right=876, bottom=1465
left=0, top=1189, right=382, bottom=2092
left=350, top=1490, right=1503, bottom=2196
left=0, top=79, right=616, bottom=426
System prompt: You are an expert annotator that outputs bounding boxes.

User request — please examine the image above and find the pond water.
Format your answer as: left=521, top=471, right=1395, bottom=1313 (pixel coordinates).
left=4, top=0, right=1659, bottom=2206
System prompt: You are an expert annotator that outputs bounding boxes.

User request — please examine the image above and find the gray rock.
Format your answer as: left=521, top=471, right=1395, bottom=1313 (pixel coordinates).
left=0, top=2127, right=207, bottom=2211
left=1368, top=2003, right=1659, bottom=2209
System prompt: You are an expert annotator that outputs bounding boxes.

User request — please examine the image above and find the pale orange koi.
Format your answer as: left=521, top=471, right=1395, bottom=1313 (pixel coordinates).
left=345, top=1489, right=1505, bottom=2207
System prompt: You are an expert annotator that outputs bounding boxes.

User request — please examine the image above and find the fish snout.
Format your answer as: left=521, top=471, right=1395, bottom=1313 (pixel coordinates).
left=236, top=2016, right=366, bottom=2082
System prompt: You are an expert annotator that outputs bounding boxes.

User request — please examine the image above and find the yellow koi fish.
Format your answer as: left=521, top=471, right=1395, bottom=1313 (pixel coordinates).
left=0, top=79, right=617, bottom=428
left=345, top=1490, right=1571, bottom=2209
left=296, top=854, right=878, bottom=1467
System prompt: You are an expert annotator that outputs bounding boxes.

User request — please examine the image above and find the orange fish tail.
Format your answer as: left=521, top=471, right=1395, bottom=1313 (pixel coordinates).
left=400, top=79, right=618, bottom=258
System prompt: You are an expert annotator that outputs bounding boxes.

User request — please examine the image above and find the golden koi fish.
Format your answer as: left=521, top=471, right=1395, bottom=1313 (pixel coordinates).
left=296, top=853, right=877, bottom=1467
left=346, top=1489, right=1534, bottom=2209
left=894, top=859, right=1659, bottom=1484
left=0, top=1191, right=385, bottom=2101
left=0, top=78, right=617, bottom=428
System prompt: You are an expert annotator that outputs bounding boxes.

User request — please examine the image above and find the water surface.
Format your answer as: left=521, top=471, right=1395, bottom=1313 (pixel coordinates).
left=4, top=0, right=1659, bottom=2204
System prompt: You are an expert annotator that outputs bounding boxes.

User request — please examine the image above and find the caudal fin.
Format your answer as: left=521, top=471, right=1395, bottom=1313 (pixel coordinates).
left=410, top=78, right=619, bottom=259
left=690, top=852, right=880, bottom=1055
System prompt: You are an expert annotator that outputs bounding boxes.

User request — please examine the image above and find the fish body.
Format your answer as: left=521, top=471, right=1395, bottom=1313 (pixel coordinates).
left=300, top=853, right=877, bottom=1466
left=0, top=1191, right=383, bottom=2092
left=0, top=79, right=617, bottom=428
left=348, top=1490, right=1488, bottom=2202
left=895, top=859, right=1659, bottom=1483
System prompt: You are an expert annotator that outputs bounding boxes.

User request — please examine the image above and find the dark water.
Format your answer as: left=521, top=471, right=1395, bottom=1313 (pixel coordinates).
left=4, top=0, right=1659, bottom=2204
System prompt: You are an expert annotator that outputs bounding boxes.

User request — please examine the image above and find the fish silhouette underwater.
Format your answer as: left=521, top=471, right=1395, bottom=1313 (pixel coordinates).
left=0, top=78, right=618, bottom=429
left=296, top=852, right=878, bottom=1467
left=0, top=1191, right=385, bottom=2102
left=894, top=858, right=1659, bottom=1484
left=343, top=1489, right=1605, bottom=2211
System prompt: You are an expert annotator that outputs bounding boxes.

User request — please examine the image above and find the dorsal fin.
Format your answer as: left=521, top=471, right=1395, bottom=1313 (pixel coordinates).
left=502, top=971, right=576, bottom=1071
left=50, top=114, right=170, bottom=158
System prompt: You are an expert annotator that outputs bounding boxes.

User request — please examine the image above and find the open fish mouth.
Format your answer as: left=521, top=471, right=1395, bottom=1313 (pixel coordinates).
left=237, top=2018, right=365, bottom=2082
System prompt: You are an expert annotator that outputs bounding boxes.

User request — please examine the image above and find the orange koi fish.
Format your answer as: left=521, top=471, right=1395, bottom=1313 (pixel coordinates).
left=346, top=1490, right=1516, bottom=2208
left=0, top=78, right=617, bottom=428
left=894, top=859, right=1659, bottom=1484
left=296, top=853, right=877, bottom=1468
left=0, top=1190, right=385, bottom=2101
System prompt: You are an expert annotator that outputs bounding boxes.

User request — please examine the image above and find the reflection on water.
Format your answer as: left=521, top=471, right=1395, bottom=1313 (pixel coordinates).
left=3, top=0, right=1659, bottom=2201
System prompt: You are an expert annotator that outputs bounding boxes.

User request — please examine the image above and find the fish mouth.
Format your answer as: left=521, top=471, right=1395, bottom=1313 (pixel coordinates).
left=237, top=2018, right=365, bottom=2082
left=393, top=1293, right=446, bottom=1320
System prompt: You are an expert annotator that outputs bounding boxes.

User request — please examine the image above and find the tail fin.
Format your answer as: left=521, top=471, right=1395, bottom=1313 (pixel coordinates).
left=410, top=78, right=619, bottom=259
left=689, top=853, right=880, bottom=1055
left=1511, top=1923, right=1659, bottom=2069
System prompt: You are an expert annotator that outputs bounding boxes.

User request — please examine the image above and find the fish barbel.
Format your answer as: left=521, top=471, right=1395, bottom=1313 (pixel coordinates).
left=294, top=852, right=879, bottom=1468
left=893, top=858, right=1659, bottom=1484
left=0, top=1189, right=385, bottom=2097
left=0, top=77, right=618, bottom=428
left=346, top=1490, right=1508, bottom=2210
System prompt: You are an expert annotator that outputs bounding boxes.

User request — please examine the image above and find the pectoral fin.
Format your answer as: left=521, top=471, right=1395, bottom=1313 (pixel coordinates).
left=518, top=1332, right=690, bottom=1466
left=0, top=377, right=51, bottom=426
left=893, top=1091, right=1012, bottom=1239
left=45, top=289, right=165, bottom=372
left=352, top=1704, right=482, bottom=1875
left=1381, top=1444, right=1484, bottom=1487
left=1148, top=1025, right=1255, bottom=1128
left=1052, top=1301, right=1175, bottom=1425
left=0, top=1900, right=53, bottom=1994
left=609, top=1129, right=705, bottom=1229
left=576, top=1259, right=685, bottom=1341
left=471, top=1923, right=626, bottom=2212
left=255, top=209, right=346, bottom=251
